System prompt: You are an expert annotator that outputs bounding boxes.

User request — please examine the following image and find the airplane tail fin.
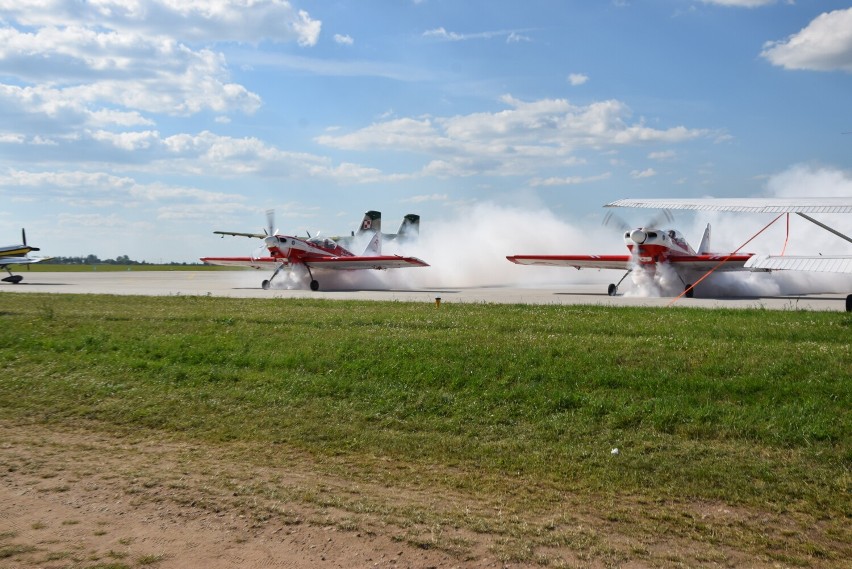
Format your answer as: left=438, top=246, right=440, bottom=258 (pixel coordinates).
left=363, top=231, right=381, bottom=256
left=698, top=223, right=711, bottom=254
left=357, top=210, right=381, bottom=235
left=397, top=214, right=420, bottom=240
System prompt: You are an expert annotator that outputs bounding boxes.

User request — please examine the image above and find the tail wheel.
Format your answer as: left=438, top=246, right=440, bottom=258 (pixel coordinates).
left=261, top=279, right=270, bottom=290
left=685, top=284, right=694, bottom=298
left=607, top=283, right=617, bottom=296
left=846, top=294, right=851, bottom=312
left=310, top=280, right=319, bottom=291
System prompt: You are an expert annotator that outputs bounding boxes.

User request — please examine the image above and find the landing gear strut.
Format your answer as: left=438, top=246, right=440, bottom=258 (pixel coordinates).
left=2, top=270, right=23, bottom=284
left=608, top=270, right=632, bottom=296
left=306, top=265, right=319, bottom=291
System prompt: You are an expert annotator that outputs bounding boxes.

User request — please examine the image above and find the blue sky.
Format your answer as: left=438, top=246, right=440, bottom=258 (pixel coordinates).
left=2, top=0, right=852, bottom=263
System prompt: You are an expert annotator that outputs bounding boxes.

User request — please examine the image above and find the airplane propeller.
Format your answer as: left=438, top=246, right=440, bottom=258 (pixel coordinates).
left=603, top=209, right=673, bottom=232
left=602, top=211, right=631, bottom=233
left=264, top=209, right=277, bottom=237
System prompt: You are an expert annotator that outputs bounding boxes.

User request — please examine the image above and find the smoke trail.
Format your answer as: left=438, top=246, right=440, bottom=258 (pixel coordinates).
left=253, top=163, right=851, bottom=296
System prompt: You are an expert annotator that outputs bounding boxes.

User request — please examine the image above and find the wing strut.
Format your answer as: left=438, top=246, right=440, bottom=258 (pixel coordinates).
left=796, top=213, right=852, bottom=245
left=669, top=213, right=784, bottom=306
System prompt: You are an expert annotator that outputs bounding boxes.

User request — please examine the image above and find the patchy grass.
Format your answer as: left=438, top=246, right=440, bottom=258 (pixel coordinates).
left=0, top=292, right=849, bottom=565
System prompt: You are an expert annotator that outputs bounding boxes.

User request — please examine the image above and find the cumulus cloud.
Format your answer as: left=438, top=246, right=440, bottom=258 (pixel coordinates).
left=315, top=94, right=707, bottom=178
left=0, top=167, right=250, bottom=213
left=0, top=1, right=321, bottom=45
left=334, top=34, right=354, bottom=45
left=761, top=8, right=852, bottom=72
left=0, top=0, right=321, bottom=132
left=529, top=172, right=611, bottom=187
left=568, top=73, right=589, bottom=86
left=630, top=168, right=656, bottom=179
left=701, top=0, right=777, bottom=7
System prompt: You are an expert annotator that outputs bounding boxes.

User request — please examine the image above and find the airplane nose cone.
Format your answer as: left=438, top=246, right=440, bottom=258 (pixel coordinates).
left=264, top=236, right=279, bottom=248
left=630, top=229, right=647, bottom=244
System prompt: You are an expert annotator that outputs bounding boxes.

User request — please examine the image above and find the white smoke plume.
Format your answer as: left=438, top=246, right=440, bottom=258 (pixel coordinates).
left=263, top=163, right=850, bottom=297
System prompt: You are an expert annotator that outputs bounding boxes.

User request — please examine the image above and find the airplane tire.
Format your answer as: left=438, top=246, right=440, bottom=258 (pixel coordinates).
left=607, top=283, right=617, bottom=296
left=2, top=275, right=23, bottom=284
left=261, top=279, right=270, bottom=290
left=685, top=285, right=694, bottom=298
left=310, top=280, right=320, bottom=291
left=846, top=294, right=852, bottom=313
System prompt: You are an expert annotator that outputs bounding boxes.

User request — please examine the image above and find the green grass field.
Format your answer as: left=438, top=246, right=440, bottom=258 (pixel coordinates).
left=23, top=263, right=235, bottom=272
left=1, top=293, right=849, bottom=565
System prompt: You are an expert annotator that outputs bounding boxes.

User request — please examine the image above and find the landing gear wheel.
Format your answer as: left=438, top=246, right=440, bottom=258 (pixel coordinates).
left=607, top=283, right=617, bottom=296
left=846, top=294, right=852, bottom=313
left=2, top=275, right=23, bottom=284
left=685, top=284, right=694, bottom=298
left=310, top=280, right=319, bottom=291
left=261, top=279, right=270, bottom=290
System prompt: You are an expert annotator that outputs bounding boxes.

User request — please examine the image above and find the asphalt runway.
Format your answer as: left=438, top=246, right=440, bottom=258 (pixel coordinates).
left=3, top=270, right=851, bottom=311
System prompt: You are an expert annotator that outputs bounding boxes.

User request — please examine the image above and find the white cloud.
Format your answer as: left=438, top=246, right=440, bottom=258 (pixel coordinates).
left=0, top=0, right=321, bottom=134
left=422, top=27, right=464, bottom=41
left=334, top=34, right=354, bottom=46
left=649, top=150, right=675, bottom=160
left=0, top=1, right=322, bottom=45
left=422, top=27, right=531, bottom=43
left=568, top=73, right=588, bottom=86
left=529, top=172, right=611, bottom=187
left=630, top=168, right=656, bottom=179
left=701, top=0, right=777, bottom=7
left=315, top=95, right=707, bottom=177
left=401, top=193, right=449, bottom=203
left=761, top=8, right=852, bottom=72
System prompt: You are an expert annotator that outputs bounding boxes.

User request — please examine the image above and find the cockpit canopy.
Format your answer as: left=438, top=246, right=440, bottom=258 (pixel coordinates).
left=308, top=237, right=337, bottom=249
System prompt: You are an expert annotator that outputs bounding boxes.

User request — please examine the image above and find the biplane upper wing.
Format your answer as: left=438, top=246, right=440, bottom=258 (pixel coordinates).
left=605, top=197, right=852, bottom=213
left=303, top=255, right=429, bottom=270
left=506, top=255, right=631, bottom=270
left=745, top=255, right=852, bottom=274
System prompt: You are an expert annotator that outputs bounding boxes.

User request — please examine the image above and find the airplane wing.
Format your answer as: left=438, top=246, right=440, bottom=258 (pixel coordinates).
left=668, top=254, right=756, bottom=272
left=201, top=255, right=429, bottom=270
left=507, top=254, right=757, bottom=272
left=507, top=255, right=632, bottom=270
left=605, top=197, right=852, bottom=213
left=213, top=231, right=266, bottom=239
left=744, top=255, right=852, bottom=274
left=303, top=255, right=429, bottom=270
left=0, top=256, right=49, bottom=267
left=200, top=257, right=280, bottom=269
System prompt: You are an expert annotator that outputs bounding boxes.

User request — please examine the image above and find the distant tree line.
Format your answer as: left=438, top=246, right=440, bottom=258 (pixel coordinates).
left=44, top=255, right=202, bottom=266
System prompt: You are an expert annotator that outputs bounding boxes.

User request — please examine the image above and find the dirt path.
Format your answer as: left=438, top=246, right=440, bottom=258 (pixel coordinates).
left=1, top=421, right=847, bottom=568
left=0, top=423, right=488, bottom=568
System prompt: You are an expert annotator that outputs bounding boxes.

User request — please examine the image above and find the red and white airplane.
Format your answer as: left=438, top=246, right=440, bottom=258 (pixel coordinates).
left=508, top=196, right=852, bottom=299
left=201, top=211, right=429, bottom=291
left=507, top=216, right=754, bottom=297
left=2, top=228, right=48, bottom=284
left=605, top=197, right=852, bottom=309
left=606, top=197, right=852, bottom=276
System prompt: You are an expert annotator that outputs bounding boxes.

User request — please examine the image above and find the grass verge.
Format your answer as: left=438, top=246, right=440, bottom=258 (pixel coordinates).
left=1, top=293, right=849, bottom=565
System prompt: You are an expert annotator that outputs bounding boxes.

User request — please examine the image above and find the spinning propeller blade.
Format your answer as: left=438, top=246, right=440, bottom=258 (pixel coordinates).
left=602, top=211, right=630, bottom=232
left=604, top=209, right=674, bottom=232
left=265, top=209, right=276, bottom=236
